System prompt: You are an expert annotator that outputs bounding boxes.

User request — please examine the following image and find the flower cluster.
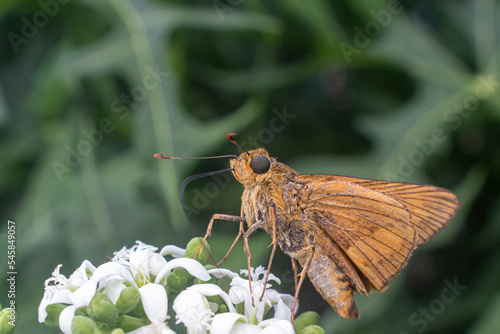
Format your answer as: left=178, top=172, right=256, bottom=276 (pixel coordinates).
left=38, top=238, right=324, bottom=334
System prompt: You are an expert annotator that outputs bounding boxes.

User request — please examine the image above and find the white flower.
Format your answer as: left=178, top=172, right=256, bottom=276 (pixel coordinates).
left=91, top=242, right=211, bottom=326
left=103, top=277, right=126, bottom=304
left=154, top=258, right=210, bottom=284
left=173, top=284, right=236, bottom=334
left=128, top=323, right=177, bottom=334
left=228, top=266, right=294, bottom=324
left=207, top=267, right=239, bottom=279
left=258, top=318, right=295, bottom=333
left=210, top=312, right=294, bottom=334
left=39, top=240, right=303, bottom=334
left=58, top=306, right=77, bottom=334
left=159, top=244, right=186, bottom=258
left=139, top=284, right=170, bottom=325
left=113, top=241, right=167, bottom=279
left=39, top=241, right=211, bottom=334
left=38, top=260, right=95, bottom=323
left=173, top=289, right=213, bottom=334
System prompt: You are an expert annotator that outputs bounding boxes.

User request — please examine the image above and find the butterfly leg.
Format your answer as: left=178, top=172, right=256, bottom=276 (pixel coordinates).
left=194, top=214, right=246, bottom=260
left=291, top=258, right=299, bottom=294
left=291, top=246, right=316, bottom=323
left=242, top=219, right=265, bottom=306
left=260, top=205, right=278, bottom=301
left=216, top=220, right=245, bottom=267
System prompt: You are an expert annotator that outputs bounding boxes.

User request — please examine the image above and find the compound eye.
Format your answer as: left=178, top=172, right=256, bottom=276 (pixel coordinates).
left=250, top=155, right=271, bottom=174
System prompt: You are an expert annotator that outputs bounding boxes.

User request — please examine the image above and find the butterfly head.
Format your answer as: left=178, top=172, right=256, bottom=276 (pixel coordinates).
left=230, top=148, right=274, bottom=186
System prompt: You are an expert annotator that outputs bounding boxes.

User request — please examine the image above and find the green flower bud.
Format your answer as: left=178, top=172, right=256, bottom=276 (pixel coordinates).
left=71, top=315, right=100, bottom=334
left=132, top=301, right=147, bottom=319
left=96, top=323, right=113, bottom=334
left=205, top=295, right=227, bottom=313
left=44, top=303, right=67, bottom=327
left=87, top=292, right=119, bottom=325
left=218, top=304, right=228, bottom=313
left=165, top=286, right=180, bottom=302
left=297, top=325, right=325, bottom=334
left=76, top=306, right=89, bottom=317
left=134, top=272, right=148, bottom=288
left=193, top=276, right=218, bottom=286
left=116, top=315, right=149, bottom=332
left=0, top=306, right=16, bottom=334
left=236, top=303, right=245, bottom=315
left=294, top=311, right=320, bottom=332
left=167, top=268, right=193, bottom=293
left=184, top=237, right=211, bottom=265
left=110, top=329, right=125, bottom=334
left=116, top=287, right=140, bottom=314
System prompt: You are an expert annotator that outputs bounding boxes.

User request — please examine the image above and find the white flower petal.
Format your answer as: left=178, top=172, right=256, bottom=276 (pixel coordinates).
left=173, top=289, right=207, bottom=314
left=128, top=323, right=177, bottom=334
left=273, top=299, right=293, bottom=321
left=76, top=260, right=96, bottom=275
left=207, top=268, right=238, bottom=279
left=68, top=269, right=90, bottom=288
left=148, top=254, right=168, bottom=276
left=210, top=312, right=256, bottom=334
left=274, top=293, right=299, bottom=320
left=159, top=245, right=185, bottom=258
left=228, top=284, right=246, bottom=304
left=256, top=300, right=267, bottom=323
left=91, top=262, right=137, bottom=287
left=59, top=305, right=77, bottom=334
left=229, top=277, right=254, bottom=317
left=279, top=294, right=294, bottom=307
left=241, top=266, right=280, bottom=286
left=51, top=264, right=64, bottom=277
left=139, top=284, right=169, bottom=324
left=38, top=288, right=71, bottom=323
left=104, top=278, right=126, bottom=304
left=154, top=258, right=210, bottom=284
left=259, top=319, right=294, bottom=334
left=264, top=289, right=281, bottom=304
left=187, top=284, right=236, bottom=313
left=233, top=323, right=262, bottom=334
left=129, top=249, right=151, bottom=275
left=68, top=279, right=97, bottom=307
left=173, top=289, right=213, bottom=334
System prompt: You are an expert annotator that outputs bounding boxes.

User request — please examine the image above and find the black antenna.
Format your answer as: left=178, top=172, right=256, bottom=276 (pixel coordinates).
left=179, top=167, right=234, bottom=227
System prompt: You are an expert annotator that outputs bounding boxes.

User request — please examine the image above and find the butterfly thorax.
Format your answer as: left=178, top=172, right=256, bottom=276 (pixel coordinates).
left=231, top=150, right=317, bottom=259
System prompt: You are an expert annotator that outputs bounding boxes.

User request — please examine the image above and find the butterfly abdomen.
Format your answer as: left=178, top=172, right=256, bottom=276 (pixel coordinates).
left=301, top=249, right=360, bottom=319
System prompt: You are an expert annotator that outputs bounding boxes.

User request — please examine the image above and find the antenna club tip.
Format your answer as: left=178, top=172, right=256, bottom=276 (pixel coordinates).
left=226, top=132, right=238, bottom=140
left=155, top=154, right=177, bottom=159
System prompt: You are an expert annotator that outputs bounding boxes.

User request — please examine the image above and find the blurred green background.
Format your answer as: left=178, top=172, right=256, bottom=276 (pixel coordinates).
left=1, top=0, right=500, bottom=333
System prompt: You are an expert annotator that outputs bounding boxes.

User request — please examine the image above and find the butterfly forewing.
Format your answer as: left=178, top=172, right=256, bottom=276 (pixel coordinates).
left=320, top=176, right=461, bottom=246
left=301, top=176, right=417, bottom=291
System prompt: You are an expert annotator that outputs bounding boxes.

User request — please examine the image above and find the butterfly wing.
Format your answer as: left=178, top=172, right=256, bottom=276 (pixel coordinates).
left=317, top=176, right=461, bottom=246
left=299, top=175, right=460, bottom=291
left=300, top=175, right=416, bottom=291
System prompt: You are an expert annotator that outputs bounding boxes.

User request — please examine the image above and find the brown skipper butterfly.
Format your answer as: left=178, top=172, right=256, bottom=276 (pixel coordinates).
left=155, top=133, right=460, bottom=321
